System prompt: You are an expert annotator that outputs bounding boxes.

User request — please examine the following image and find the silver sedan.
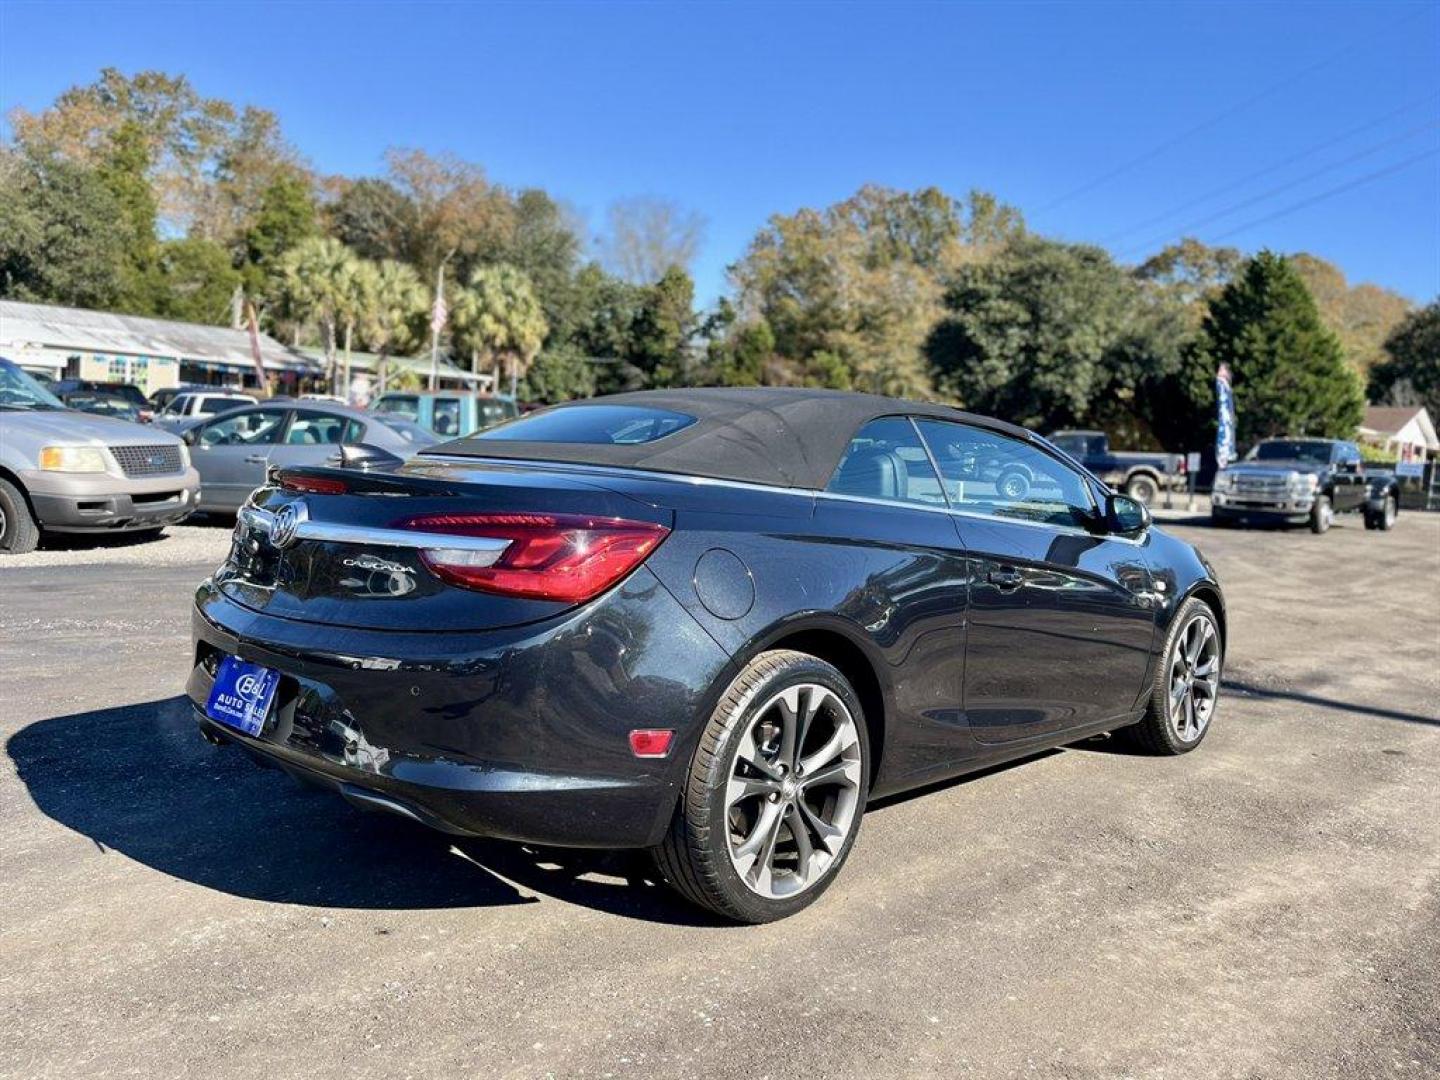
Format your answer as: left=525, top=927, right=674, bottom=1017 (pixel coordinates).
left=179, top=401, right=437, bottom=513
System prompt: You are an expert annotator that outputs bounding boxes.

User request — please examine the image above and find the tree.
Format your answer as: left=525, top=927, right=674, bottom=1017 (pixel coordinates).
left=384, top=148, right=513, bottom=281
left=152, top=237, right=243, bottom=324
left=1369, top=301, right=1440, bottom=419
left=599, top=196, right=704, bottom=284
left=1135, top=238, right=1244, bottom=315
left=241, top=170, right=317, bottom=295
left=1199, top=251, right=1365, bottom=442
left=94, top=120, right=160, bottom=311
left=731, top=185, right=1023, bottom=396
left=329, top=177, right=416, bottom=262
left=0, top=147, right=127, bottom=308
left=274, top=237, right=357, bottom=387
left=357, top=260, right=427, bottom=392
left=524, top=343, right=596, bottom=404
left=926, top=236, right=1189, bottom=433
left=1290, top=253, right=1413, bottom=373
left=629, top=265, right=696, bottom=386
left=451, top=264, right=548, bottom=397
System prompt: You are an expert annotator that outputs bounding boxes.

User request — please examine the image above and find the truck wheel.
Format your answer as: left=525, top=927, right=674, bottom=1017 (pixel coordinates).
left=652, top=650, right=869, bottom=923
left=1368, top=493, right=1397, bottom=532
left=997, top=468, right=1031, bottom=501
left=0, top=478, right=41, bottom=555
left=1309, top=495, right=1333, bottom=535
left=1125, top=474, right=1160, bottom=507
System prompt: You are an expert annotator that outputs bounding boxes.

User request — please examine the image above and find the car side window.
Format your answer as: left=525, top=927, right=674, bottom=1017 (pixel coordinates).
left=163, top=394, right=188, bottom=415
left=826, top=417, right=947, bottom=508
left=342, top=418, right=366, bottom=443
left=914, top=419, right=1095, bottom=527
left=286, top=410, right=348, bottom=445
left=199, top=408, right=287, bottom=447
left=433, top=397, right=462, bottom=436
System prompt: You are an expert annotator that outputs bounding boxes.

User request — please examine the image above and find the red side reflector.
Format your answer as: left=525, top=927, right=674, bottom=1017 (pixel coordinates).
left=281, top=474, right=348, bottom=495
left=629, top=729, right=674, bottom=758
left=394, top=512, right=669, bottom=603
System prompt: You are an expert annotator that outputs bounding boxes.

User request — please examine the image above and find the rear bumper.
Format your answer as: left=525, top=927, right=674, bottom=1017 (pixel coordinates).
left=186, top=572, right=735, bottom=848
left=25, top=468, right=201, bottom=532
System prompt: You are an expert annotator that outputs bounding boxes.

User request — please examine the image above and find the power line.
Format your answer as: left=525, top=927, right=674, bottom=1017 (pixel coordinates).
left=1205, top=147, right=1439, bottom=244
left=1035, top=6, right=1431, bottom=215
left=1098, top=96, right=1437, bottom=246
left=1117, top=119, right=1440, bottom=257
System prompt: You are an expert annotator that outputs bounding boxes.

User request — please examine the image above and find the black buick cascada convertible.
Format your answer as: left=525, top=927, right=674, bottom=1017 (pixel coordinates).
left=188, top=388, right=1225, bottom=922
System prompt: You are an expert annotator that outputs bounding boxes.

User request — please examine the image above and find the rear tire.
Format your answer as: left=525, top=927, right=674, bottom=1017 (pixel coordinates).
left=1366, top=493, right=1397, bottom=532
left=1309, top=495, right=1332, bottom=534
left=0, top=478, right=40, bottom=555
left=1125, top=473, right=1160, bottom=507
left=652, top=650, right=870, bottom=923
left=1125, top=597, right=1222, bottom=755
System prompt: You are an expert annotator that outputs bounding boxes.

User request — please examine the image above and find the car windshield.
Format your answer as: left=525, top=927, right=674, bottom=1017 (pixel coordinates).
left=66, top=393, right=138, bottom=417
left=1248, top=441, right=1332, bottom=464
left=374, top=395, right=420, bottom=420
left=0, top=359, right=66, bottom=410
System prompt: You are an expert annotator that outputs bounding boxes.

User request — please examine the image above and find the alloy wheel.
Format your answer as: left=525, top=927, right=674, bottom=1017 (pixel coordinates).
left=1167, top=613, right=1220, bottom=743
left=0, top=503, right=8, bottom=543
left=725, top=683, right=863, bottom=899
left=1384, top=496, right=1396, bottom=528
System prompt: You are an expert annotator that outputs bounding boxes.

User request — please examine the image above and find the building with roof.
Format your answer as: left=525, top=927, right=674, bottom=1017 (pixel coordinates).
left=1358, top=404, right=1438, bottom=464
left=0, top=299, right=322, bottom=394
left=290, top=347, right=489, bottom=402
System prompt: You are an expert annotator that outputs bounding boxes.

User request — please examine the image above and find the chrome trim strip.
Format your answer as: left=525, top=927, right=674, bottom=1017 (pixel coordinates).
left=411, top=454, right=1149, bottom=542
left=239, top=504, right=510, bottom=554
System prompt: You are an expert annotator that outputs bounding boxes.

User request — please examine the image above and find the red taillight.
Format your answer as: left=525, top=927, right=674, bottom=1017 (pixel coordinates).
left=394, top=512, right=670, bottom=603
left=628, top=729, right=674, bottom=758
left=282, top=474, right=348, bottom=495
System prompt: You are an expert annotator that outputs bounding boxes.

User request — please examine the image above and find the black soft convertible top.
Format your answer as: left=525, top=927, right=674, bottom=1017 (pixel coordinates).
left=434, top=387, right=1035, bottom=490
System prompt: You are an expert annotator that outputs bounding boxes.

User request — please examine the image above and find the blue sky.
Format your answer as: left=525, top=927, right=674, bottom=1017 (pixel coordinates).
left=2, top=0, right=1437, bottom=304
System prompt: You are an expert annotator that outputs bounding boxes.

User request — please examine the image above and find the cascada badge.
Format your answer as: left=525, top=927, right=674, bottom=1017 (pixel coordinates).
left=205, top=657, right=281, bottom=737
left=269, top=500, right=307, bottom=549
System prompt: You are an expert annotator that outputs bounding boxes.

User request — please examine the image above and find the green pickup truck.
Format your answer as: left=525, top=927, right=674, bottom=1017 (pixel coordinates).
left=371, top=391, right=519, bottom=439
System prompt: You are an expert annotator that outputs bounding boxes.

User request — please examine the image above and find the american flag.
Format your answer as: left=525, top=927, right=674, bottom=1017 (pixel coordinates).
left=430, top=288, right=448, bottom=334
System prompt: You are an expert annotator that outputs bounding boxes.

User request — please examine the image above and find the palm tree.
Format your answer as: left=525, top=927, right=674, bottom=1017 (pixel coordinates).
left=360, top=260, right=427, bottom=393
left=451, top=264, right=548, bottom=398
left=275, top=237, right=357, bottom=391
left=336, top=258, right=379, bottom=400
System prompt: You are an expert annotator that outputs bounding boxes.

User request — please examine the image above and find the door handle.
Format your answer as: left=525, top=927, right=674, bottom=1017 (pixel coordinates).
left=988, top=566, right=1023, bottom=590
left=244, top=454, right=269, bottom=465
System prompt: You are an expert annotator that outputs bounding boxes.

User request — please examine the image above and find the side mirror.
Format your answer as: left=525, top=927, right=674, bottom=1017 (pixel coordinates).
left=336, top=442, right=404, bottom=471
left=1106, top=492, right=1150, bottom=535
left=181, top=427, right=199, bottom=446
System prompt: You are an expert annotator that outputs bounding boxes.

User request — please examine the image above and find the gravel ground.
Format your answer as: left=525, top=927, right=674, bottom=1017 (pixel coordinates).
left=1, top=510, right=1437, bottom=1080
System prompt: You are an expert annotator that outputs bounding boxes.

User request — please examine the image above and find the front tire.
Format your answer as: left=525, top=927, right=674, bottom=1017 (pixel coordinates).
left=0, top=478, right=41, bottom=555
left=1309, top=494, right=1333, bottom=534
left=1125, top=597, right=1222, bottom=755
left=653, top=650, right=870, bottom=923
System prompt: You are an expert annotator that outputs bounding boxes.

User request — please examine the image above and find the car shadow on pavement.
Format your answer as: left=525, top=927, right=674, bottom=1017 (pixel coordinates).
left=6, top=695, right=721, bottom=926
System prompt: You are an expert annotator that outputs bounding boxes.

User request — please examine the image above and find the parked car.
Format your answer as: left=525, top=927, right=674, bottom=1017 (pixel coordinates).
left=0, top=358, right=201, bottom=553
left=1048, top=430, right=1187, bottom=506
left=372, top=390, right=519, bottom=437
left=149, top=384, right=211, bottom=413
left=151, top=390, right=258, bottom=430
left=1211, top=437, right=1401, bottom=534
left=59, top=389, right=144, bottom=424
left=179, top=400, right=435, bottom=513
left=53, top=379, right=153, bottom=422
left=186, top=388, right=1226, bottom=923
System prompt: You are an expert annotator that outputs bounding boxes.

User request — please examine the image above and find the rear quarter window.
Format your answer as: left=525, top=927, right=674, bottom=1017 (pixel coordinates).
left=474, top=405, right=697, bottom=444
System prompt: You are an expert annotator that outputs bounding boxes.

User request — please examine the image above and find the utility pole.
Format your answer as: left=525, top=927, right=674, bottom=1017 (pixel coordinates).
left=429, top=261, right=447, bottom=392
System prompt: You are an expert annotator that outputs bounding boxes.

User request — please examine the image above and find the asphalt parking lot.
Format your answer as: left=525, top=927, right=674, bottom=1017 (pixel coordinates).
left=2, top=510, right=1437, bottom=1080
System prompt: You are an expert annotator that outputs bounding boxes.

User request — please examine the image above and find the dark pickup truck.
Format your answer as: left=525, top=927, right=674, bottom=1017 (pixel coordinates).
left=1048, top=430, right=1185, bottom=506
left=1210, top=438, right=1400, bottom=534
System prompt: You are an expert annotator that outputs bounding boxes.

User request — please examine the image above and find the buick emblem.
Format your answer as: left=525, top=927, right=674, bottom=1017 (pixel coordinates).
left=269, top=501, right=306, bottom=549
